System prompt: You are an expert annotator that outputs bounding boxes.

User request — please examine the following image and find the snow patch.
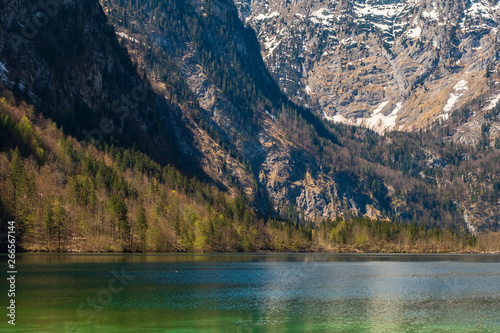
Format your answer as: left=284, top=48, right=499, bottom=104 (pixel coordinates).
left=339, top=37, right=357, bottom=47
left=373, top=23, right=391, bottom=32
left=264, top=35, right=282, bottom=58
left=484, top=91, right=500, bottom=111
left=117, top=32, right=139, bottom=44
left=406, top=26, right=421, bottom=38
left=322, top=111, right=355, bottom=126
left=354, top=3, right=405, bottom=17
left=372, top=101, right=389, bottom=115
left=305, top=85, right=313, bottom=95
left=443, top=95, right=463, bottom=114
left=332, top=113, right=354, bottom=125
left=254, top=11, right=279, bottom=21
left=310, top=8, right=335, bottom=25
left=442, top=80, right=468, bottom=119
left=464, top=211, right=477, bottom=236
left=0, top=61, right=37, bottom=101
left=454, top=79, right=469, bottom=92
left=265, top=110, right=276, bottom=120
left=423, top=8, right=439, bottom=20
left=465, top=1, right=493, bottom=20
left=323, top=102, right=401, bottom=134
left=0, top=61, right=8, bottom=74
left=0, top=61, right=8, bottom=82
left=362, top=101, right=400, bottom=134
left=391, top=102, right=403, bottom=116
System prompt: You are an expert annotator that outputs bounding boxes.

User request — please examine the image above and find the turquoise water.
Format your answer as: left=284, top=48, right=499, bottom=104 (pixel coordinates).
left=2, top=253, right=500, bottom=332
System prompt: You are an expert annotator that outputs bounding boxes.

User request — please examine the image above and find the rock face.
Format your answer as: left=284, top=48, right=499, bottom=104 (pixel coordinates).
left=240, top=0, right=500, bottom=134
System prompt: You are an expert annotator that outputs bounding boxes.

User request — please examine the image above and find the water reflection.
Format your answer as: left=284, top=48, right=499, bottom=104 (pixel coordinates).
left=4, top=254, right=500, bottom=333
left=362, top=263, right=401, bottom=332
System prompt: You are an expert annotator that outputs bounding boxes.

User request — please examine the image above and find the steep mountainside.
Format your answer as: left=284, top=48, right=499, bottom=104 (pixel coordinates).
left=0, top=0, right=184, bottom=165
left=0, top=0, right=498, bottom=236
left=0, top=91, right=488, bottom=252
left=0, top=0, right=295, bottom=253
left=240, top=0, right=500, bottom=136
left=100, top=0, right=500, bottom=232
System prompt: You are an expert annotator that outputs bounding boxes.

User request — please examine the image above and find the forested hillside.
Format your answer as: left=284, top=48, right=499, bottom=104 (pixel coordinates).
left=2, top=91, right=499, bottom=252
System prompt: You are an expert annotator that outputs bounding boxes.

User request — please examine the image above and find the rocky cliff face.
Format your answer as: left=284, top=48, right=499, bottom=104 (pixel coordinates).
left=240, top=0, right=500, bottom=135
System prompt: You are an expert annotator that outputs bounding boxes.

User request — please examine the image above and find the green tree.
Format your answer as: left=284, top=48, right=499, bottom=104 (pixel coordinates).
left=136, top=200, right=148, bottom=250
left=110, top=194, right=130, bottom=243
left=52, top=198, right=65, bottom=249
left=43, top=199, right=54, bottom=244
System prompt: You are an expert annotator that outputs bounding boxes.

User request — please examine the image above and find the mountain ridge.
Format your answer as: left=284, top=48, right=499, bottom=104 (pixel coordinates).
left=241, top=0, right=500, bottom=138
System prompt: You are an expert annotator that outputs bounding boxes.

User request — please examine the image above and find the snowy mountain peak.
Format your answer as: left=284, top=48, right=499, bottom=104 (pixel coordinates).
left=241, top=0, right=500, bottom=133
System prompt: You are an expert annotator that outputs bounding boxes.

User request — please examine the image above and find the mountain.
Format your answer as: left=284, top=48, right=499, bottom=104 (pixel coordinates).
left=240, top=0, right=500, bottom=138
left=100, top=0, right=412, bottom=222
left=0, top=0, right=499, bottom=252
left=99, top=0, right=500, bottom=232
left=0, top=91, right=486, bottom=253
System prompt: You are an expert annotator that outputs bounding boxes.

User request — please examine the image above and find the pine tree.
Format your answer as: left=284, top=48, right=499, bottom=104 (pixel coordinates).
left=110, top=194, right=130, bottom=243
left=136, top=199, right=148, bottom=250
left=53, top=198, right=65, bottom=250
left=10, top=148, right=25, bottom=191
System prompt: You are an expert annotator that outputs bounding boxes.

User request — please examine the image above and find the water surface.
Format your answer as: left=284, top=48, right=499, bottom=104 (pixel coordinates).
left=2, top=253, right=500, bottom=332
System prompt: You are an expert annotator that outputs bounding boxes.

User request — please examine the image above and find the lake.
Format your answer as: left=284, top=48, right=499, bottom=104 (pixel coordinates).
left=2, top=253, right=500, bottom=332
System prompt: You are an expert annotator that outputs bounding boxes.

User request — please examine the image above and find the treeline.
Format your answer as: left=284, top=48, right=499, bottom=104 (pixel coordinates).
left=321, top=107, right=500, bottom=230
left=1, top=94, right=499, bottom=253
left=316, top=217, right=478, bottom=253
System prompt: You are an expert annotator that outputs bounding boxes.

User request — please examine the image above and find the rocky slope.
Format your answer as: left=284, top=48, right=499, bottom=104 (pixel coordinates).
left=240, top=0, right=500, bottom=135
left=100, top=0, right=352, bottom=219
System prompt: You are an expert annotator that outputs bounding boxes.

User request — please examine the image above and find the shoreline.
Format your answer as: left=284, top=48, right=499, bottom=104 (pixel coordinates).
left=6, top=249, right=500, bottom=255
